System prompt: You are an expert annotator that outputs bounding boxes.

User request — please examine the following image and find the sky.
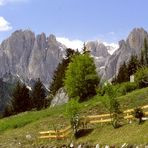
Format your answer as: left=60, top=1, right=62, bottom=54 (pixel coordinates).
left=0, top=0, right=148, bottom=49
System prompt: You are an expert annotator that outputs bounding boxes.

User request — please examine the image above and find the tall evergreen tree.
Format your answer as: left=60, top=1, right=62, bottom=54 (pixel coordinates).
left=65, top=48, right=75, bottom=59
left=21, top=84, right=31, bottom=111
left=127, top=55, right=140, bottom=77
left=49, top=48, right=76, bottom=97
left=3, top=103, right=13, bottom=117
left=32, top=78, right=46, bottom=110
left=140, top=49, right=145, bottom=66
left=82, top=42, right=90, bottom=54
left=144, top=38, right=148, bottom=66
left=116, top=62, right=129, bottom=83
left=11, top=81, right=30, bottom=114
left=11, top=81, right=22, bottom=113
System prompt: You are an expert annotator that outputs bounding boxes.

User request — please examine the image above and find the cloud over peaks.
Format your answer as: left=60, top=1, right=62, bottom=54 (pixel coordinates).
left=0, top=17, right=12, bottom=31
left=57, top=37, right=84, bottom=50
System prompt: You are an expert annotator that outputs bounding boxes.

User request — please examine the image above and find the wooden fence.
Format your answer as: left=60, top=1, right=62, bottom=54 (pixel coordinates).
left=89, top=105, right=148, bottom=124
left=39, top=104, right=148, bottom=139
left=39, top=125, right=72, bottom=139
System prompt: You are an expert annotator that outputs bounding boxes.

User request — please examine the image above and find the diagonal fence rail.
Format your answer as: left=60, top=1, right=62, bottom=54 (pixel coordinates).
left=39, top=125, right=72, bottom=139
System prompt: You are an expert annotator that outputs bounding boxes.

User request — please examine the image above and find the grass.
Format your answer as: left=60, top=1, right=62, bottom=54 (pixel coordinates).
left=118, top=87, right=148, bottom=109
left=0, top=87, right=148, bottom=147
left=0, top=104, right=68, bottom=132
left=76, top=121, right=148, bottom=145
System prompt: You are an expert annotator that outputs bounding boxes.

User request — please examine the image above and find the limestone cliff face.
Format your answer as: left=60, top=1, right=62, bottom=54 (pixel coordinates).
left=28, top=33, right=64, bottom=86
left=0, top=30, right=66, bottom=87
left=0, top=28, right=147, bottom=87
left=86, top=41, right=110, bottom=58
left=0, top=28, right=148, bottom=110
left=86, top=41, right=111, bottom=76
left=102, top=28, right=148, bottom=80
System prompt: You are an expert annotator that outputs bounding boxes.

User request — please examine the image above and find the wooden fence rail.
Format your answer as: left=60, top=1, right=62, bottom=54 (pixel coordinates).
left=39, top=104, right=148, bottom=139
left=39, top=125, right=72, bottom=139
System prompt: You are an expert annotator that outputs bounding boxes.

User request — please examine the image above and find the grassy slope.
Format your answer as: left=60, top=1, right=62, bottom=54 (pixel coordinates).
left=0, top=87, right=148, bottom=147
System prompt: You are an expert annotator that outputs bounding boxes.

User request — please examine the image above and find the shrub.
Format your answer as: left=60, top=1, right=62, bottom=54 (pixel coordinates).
left=65, top=97, right=80, bottom=133
left=112, top=113, right=123, bottom=128
left=100, top=83, right=123, bottom=128
left=123, top=82, right=138, bottom=92
left=117, top=82, right=138, bottom=96
left=100, top=82, right=137, bottom=97
left=133, top=107, right=144, bottom=124
left=135, top=67, right=148, bottom=88
left=97, top=86, right=105, bottom=96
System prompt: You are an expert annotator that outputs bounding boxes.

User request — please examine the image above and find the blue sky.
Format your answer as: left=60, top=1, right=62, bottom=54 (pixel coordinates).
left=0, top=0, right=148, bottom=48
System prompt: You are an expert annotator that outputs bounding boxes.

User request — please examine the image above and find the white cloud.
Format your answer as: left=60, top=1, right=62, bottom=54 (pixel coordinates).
left=103, top=42, right=119, bottom=54
left=57, top=37, right=119, bottom=54
left=0, top=0, right=28, bottom=5
left=57, top=37, right=84, bottom=50
left=0, top=16, right=12, bottom=31
left=103, top=42, right=118, bottom=48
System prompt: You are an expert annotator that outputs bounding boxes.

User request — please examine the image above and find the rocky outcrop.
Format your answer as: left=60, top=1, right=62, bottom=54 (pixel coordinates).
left=0, top=30, right=66, bottom=87
left=50, top=88, right=69, bottom=107
left=86, top=41, right=110, bottom=58
left=102, top=28, right=148, bottom=80
left=28, top=33, right=64, bottom=86
left=86, top=41, right=111, bottom=76
left=0, top=28, right=147, bottom=103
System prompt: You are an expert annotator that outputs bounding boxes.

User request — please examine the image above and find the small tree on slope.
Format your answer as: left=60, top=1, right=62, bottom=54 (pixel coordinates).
left=64, top=53, right=99, bottom=102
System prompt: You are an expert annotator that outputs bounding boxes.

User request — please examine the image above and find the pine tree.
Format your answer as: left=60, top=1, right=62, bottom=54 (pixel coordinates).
left=116, top=62, right=129, bottom=83
left=144, top=38, right=148, bottom=66
left=21, top=84, right=31, bottom=111
left=32, top=78, right=46, bottom=110
left=127, top=55, right=140, bottom=77
left=11, top=81, right=31, bottom=114
left=65, top=48, right=75, bottom=59
left=82, top=42, right=90, bottom=54
left=11, top=81, right=22, bottom=113
left=140, top=48, right=145, bottom=66
left=3, top=103, right=13, bottom=117
left=49, top=48, right=76, bottom=97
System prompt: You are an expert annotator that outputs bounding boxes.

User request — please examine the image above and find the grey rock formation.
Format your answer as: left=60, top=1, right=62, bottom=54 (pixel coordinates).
left=0, top=28, right=147, bottom=103
left=86, top=41, right=111, bottom=76
left=102, top=28, right=148, bottom=81
left=50, top=88, right=69, bottom=107
left=0, top=27, right=148, bottom=110
left=0, top=30, right=66, bottom=87
left=86, top=41, right=110, bottom=58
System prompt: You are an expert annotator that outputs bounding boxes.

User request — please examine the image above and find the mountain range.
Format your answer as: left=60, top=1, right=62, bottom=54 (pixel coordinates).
left=0, top=27, right=148, bottom=111
left=102, top=28, right=148, bottom=81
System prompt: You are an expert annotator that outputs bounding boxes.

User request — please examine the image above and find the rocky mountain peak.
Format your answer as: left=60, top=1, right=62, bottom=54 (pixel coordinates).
left=86, top=41, right=110, bottom=58
left=0, top=30, right=66, bottom=87
left=48, top=34, right=57, bottom=42
left=126, top=28, right=148, bottom=51
left=36, top=32, right=46, bottom=41
left=119, top=40, right=126, bottom=48
left=102, top=27, right=148, bottom=81
left=0, top=27, right=147, bottom=85
left=35, top=33, right=47, bottom=50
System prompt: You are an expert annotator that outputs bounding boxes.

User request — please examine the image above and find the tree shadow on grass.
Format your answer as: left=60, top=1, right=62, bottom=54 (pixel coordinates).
left=74, top=128, right=94, bottom=139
